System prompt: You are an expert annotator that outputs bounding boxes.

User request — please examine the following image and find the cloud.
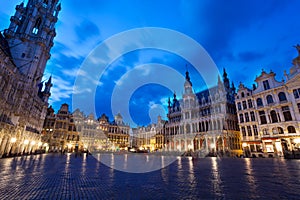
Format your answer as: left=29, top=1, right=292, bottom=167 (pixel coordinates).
left=75, top=19, right=100, bottom=42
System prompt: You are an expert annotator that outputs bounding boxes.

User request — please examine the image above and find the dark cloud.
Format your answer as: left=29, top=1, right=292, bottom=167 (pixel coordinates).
left=199, top=1, right=288, bottom=60
left=75, top=19, right=100, bottom=42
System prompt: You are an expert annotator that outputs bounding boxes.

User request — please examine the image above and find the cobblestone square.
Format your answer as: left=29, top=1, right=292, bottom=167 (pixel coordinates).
left=0, top=153, right=299, bottom=199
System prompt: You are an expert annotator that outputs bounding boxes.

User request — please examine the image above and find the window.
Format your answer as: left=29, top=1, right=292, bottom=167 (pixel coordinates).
left=270, top=110, right=278, bottom=123
left=278, top=127, right=284, bottom=134
left=242, top=101, right=247, bottom=109
left=293, top=88, right=300, bottom=99
left=239, top=114, right=244, bottom=123
left=32, top=18, right=42, bottom=34
left=282, top=106, right=292, bottom=121
left=278, top=92, right=287, bottom=102
left=241, top=92, right=245, bottom=98
left=257, top=98, right=263, bottom=107
left=247, top=126, right=252, bottom=136
left=259, top=111, right=267, bottom=124
left=250, top=111, right=255, bottom=121
left=245, top=113, right=250, bottom=122
left=263, top=80, right=270, bottom=90
left=263, top=128, right=269, bottom=135
left=253, top=125, right=258, bottom=136
left=241, top=127, right=246, bottom=136
left=272, top=127, right=278, bottom=135
left=248, top=99, right=253, bottom=108
left=237, top=102, right=242, bottom=110
left=266, top=95, right=274, bottom=104
left=287, top=126, right=296, bottom=133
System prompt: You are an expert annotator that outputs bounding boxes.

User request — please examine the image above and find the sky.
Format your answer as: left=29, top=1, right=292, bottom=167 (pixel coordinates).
left=1, top=0, right=300, bottom=127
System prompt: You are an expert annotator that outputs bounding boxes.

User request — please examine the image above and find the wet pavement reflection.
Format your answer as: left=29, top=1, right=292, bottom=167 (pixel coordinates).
left=0, top=153, right=299, bottom=199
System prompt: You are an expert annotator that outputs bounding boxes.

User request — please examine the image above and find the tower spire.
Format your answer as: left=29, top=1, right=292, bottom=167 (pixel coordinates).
left=223, top=68, right=230, bottom=89
left=185, top=64, right=192, bottom=86
left=4, top=0, right=61, bottom=86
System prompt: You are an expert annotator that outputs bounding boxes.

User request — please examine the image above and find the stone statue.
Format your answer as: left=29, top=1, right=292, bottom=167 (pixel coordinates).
left=294, top=44, right=300, bottom=55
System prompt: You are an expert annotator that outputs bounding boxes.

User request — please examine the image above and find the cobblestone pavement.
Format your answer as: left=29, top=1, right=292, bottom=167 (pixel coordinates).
left=0, top=153, right=299, bottom=199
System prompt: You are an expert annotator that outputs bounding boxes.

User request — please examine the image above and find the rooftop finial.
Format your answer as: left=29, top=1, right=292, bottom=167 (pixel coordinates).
left=294, top=44, right=300, bottom=55
left=185, top=64, right=192, bottom=86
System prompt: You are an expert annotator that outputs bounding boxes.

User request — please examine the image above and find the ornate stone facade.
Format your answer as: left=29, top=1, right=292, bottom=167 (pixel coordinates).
left=73, top=110, right=107, bottom=152
left=132, top=116, right=165, bottom=151
left=0, top=0, right=60, bottom=157
left=98, top=113, right=130, bottom=150
left=164, top=69, right=242, bottom=157
left=42, top=104, right=82, bottom=152
left=236, top=46, right=300, bottom=157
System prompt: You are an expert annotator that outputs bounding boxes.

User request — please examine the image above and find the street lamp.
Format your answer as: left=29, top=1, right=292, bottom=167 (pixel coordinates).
left=23, top=140, right=29, bottom=155
left=9, top=137, right=17, bottom=156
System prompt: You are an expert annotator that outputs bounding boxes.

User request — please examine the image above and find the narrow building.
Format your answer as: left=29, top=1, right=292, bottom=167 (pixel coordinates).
left=235, top=45, right=300, bottom=157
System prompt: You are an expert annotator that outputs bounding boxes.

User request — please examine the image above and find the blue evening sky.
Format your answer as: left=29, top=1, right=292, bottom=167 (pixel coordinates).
left=1, top=0, right=300, bottom=126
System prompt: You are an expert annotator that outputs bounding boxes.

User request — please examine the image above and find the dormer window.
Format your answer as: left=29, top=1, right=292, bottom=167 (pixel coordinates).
left=263, top=80, right=270, bottom=90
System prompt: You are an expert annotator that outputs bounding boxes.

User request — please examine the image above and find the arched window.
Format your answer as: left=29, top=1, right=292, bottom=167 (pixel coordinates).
left=257, top=98, right=263, bottom=107
left=272, top=127, right=283, bottom=134
left=272, top=127, right=278, bottom=135
left=278, top=92, right=287, bottom=102
left=287, top=126, right=296, bottom=133
left=266, top=95, right=274, bottom=104
left=32, top=18, right=42, bottom=34
left=241, top=92, right=245, bottom=98
left=282, top=106, right=292, bottom=121
left=259, top=111, right=267, bottom=124
left=270, top=110, right=278, bottom=123
left=263, top=128, right=269, bottom=135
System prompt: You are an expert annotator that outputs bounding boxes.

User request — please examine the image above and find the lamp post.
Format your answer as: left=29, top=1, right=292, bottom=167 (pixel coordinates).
left=242, top=142, right=248, bottom=157
left=23, top=139, right=29, bottom=155
left=9, top=137, right=17, bottom=156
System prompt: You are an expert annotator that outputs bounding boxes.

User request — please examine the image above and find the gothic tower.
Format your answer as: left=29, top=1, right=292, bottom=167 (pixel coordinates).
left=4, top=0, right=61, bottom=86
